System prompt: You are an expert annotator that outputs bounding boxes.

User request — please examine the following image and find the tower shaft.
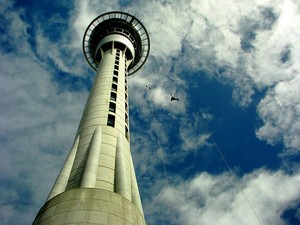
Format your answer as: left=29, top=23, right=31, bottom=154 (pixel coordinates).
left=33, top=47, right=145, bottom=225
left=33, top=11, right=149, bottom=225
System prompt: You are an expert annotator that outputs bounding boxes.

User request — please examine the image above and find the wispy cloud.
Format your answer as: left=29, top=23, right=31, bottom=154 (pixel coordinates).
left=256, top=75, right=300, bottom=151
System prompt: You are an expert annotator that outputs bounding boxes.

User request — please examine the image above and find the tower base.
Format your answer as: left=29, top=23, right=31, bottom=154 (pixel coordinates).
left=33, top=188, right=146, bottom=225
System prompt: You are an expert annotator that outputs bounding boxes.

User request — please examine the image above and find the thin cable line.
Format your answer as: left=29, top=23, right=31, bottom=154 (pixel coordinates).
left=186, top=97, right=264, bottom=225
left=148, top=99, right=178, bottom=225
left=145, top=74, right=264, bottom=225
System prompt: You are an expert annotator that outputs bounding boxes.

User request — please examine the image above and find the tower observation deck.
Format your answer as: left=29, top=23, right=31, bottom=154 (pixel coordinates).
left=33, top=11, right=150, bottom=225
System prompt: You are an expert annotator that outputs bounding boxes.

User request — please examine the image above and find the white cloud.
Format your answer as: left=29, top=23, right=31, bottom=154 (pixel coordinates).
left=243, top=0, right=300, bottom=88
left=147, top=169, right=300, bottom=225
left=135, top=1, right=191, bottom=59
left=256, top=75, right=300, bottom=151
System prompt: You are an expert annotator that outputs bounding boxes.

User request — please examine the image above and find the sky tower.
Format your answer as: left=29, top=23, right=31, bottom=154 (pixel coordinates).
left=33, top=11, right=150, bottom=225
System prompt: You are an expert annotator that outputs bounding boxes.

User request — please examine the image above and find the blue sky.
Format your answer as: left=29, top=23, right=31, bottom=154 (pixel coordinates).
left=1, top=0, right=300, bottom=225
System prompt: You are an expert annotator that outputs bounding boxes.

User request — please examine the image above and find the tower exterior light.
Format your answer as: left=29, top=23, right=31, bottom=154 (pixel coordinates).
left=33, top=11, right=150, bottom=225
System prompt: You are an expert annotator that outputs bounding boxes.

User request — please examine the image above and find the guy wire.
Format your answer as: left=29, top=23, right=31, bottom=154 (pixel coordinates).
left=148, top=97, right=179, bottom=225
left=186, top=96, right=264, bottom=225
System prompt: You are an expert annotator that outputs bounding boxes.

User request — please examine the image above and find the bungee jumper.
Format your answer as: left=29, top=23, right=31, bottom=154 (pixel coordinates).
left=170, top=94, right=179, bottom=101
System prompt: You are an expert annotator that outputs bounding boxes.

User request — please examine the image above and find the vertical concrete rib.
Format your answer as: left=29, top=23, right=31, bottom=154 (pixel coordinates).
left=81, top=125, right=102, bottom=188
left=130, top=155, right=144, bottom=215
left=115, top=134, right=132, bottom=200
left=47, top=135, right=79, bottom=201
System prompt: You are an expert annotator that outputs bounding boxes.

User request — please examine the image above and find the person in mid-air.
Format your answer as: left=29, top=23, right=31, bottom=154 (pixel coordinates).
left=170, top=94, right=179, bottom=101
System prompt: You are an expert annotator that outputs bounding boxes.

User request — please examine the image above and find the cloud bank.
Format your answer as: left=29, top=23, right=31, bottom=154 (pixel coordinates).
left=146, top=169, right=300, bottom=225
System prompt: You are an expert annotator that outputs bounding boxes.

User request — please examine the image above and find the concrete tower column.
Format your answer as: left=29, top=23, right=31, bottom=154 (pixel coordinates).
left=33, top=11, right=150, bottom=225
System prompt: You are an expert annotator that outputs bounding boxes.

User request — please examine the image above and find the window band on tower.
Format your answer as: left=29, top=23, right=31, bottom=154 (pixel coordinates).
left=109, top=102, right=116, bottom=113
left=110, top=92, right=117, bottom=101
left=125, top=60, right=127, bottom=72
left=125, top=113, right=128, bottom=125
left=112, top=83, right=117, bottom=91
left=108, top=48, right=130, bottom=136
left=125, top=126, right=129, bottom=140
left=107, top=114, right=115, bottom=127
left=113, top=76, right=118, bottom=84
